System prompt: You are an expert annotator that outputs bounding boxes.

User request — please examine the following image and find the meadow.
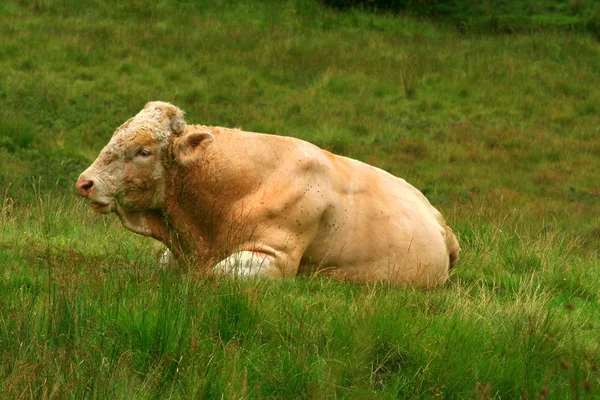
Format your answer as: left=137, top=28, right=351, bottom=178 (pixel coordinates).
left=0, top=0, right=599, bottom=398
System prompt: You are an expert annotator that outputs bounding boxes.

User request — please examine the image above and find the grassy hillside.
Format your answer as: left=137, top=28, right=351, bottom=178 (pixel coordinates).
left=0, top=0, right=599, bottom=398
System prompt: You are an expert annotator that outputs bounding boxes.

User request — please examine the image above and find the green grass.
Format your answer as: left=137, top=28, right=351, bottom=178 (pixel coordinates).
left=321, top=0, right=600, bottom=36
left=0, top=0, right=599, bottom=398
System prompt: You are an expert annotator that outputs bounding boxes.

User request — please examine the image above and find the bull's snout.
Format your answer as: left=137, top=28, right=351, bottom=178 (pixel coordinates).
left=75, top=174, right=113, bottom=213
left=75, top=178, right=94, bottom=197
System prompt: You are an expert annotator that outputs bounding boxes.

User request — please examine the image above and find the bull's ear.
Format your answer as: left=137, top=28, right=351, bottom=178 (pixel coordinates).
left=174, top=131, right=214, bottom=164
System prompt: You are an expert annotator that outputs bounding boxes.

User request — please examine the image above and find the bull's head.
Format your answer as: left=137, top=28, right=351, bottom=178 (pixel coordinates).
left=75, top=101, right=213, bottom=220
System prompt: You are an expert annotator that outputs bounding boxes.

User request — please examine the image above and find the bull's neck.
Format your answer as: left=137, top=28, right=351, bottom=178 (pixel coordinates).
left=116, top=208, right=172, bottom=246
left=162, top=161, right=247, bottom=260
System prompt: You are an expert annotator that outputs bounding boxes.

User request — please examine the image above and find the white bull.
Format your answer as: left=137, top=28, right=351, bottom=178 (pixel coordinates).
left=76, top=102, right=459, bottom=287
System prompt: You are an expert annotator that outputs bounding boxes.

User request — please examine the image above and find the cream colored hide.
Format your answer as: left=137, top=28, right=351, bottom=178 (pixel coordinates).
left=76, top=102, right=460, bottom=287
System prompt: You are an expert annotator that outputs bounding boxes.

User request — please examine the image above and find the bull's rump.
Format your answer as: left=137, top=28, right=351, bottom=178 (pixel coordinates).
left=297, top=150, right=451, bottom=285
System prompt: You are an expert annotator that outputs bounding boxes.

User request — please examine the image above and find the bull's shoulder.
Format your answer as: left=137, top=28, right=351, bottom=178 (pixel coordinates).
left=228, top=130, right=335, bottom=174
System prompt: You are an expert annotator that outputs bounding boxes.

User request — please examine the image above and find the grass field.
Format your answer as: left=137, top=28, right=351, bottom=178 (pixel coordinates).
left=1, top=0, right=599, bottom=398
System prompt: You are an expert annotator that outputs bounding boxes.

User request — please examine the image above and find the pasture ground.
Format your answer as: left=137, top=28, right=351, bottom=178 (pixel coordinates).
left=0, top=0, right=599, bottom=398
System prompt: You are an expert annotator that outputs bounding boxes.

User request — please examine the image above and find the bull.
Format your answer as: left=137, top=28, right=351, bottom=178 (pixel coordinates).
left=76, top=102, right=459, bottom=286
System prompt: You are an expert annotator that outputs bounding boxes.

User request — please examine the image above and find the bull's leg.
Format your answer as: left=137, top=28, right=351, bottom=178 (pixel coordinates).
left=212, top=251, right=273, bottom=278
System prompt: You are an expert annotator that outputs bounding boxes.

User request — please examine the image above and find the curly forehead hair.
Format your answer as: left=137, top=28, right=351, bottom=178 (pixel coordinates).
left=115, top=102, right=187, bottom=142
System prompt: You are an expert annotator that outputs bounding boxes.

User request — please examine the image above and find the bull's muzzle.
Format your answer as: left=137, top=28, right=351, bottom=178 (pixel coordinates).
left=75, top=174, right=114, bottom=213
left=75, top=178, right=94, bottom=197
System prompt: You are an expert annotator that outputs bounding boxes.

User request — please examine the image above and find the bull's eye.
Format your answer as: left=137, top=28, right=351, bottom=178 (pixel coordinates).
left=136, top=149, right=151, bottom=157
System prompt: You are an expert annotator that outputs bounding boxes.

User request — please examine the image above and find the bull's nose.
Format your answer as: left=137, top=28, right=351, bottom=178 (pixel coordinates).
left=75, top=178, right=94, bottom=197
